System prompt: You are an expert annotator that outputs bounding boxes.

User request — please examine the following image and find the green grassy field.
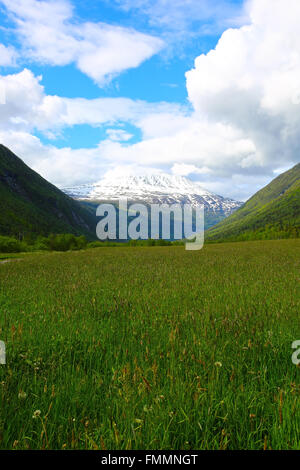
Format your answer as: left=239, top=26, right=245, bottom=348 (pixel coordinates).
left=0, top=240, right=299, bottom=450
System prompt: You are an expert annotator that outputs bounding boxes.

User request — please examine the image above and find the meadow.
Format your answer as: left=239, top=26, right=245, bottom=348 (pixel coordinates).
left=0, top=239, right=299, bottom=450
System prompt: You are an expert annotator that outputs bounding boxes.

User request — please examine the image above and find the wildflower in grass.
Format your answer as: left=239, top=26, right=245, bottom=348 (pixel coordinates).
left=143, top=404, right=153, bottom=412
left=18, top=390, right=27, bottom=400
left=154, top=395, right=165, bottom=403
left=32, top=410, right=41, bottom=419
left=215, top=361, right=222, bottom=367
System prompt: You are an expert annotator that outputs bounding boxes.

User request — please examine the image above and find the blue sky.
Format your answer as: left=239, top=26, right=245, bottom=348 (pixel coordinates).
left=0, top=0, right=299, bottom=200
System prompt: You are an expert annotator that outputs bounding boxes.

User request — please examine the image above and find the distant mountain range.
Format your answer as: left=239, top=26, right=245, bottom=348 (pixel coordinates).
left=206, top=163, right=300, bottom=241
left=63, top=173, right=243, bottom=229
left=0, top=142, right=298, bottom=242
left=0, top=145, right=96, bottom=239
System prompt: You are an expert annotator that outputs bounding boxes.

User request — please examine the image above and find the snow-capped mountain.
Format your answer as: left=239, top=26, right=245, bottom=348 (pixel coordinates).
left=62, top=173, right=242, bottom=220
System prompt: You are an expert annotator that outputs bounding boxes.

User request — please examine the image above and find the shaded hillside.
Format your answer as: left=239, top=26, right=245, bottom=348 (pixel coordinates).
left=0, top=145, right=97, bottom=239
left=206, top=163, right=300, bottom=241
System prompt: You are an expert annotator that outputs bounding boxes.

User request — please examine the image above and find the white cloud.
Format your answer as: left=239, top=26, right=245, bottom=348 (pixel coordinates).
left=0, top=69, right=66, bottom=132
left=100, top=164, right=164, bottom=181
left=112, top=0, right=246, bottom=35
left=171, top=163, right=212, bottom=177
left=0, top=44, right=18, bottom=66
left=0, top=68, right=185, bottom=133
left=186, top=0, right=300, bottom=170
left=106, top=129, right=133, bottom=141
left=0, top=0, right=164, bottom=85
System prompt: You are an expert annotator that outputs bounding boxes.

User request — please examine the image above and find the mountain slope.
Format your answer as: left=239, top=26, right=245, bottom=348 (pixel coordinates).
left=206, top=163, right=300, bottom=241
left=63, top=174, right=242, bottom=229
left=0, top=144, right=97, bottom=238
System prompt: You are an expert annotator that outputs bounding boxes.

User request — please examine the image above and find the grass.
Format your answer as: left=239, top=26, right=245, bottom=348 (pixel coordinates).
left=0, top=239, right=299, bottom=450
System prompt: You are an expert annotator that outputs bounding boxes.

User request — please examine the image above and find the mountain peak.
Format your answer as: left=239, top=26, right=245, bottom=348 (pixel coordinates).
left=90, top=172, right=212, bottom=197
left=62, top=172, right=223, bottom=202
left=62, top=172, right=243, bottom=228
